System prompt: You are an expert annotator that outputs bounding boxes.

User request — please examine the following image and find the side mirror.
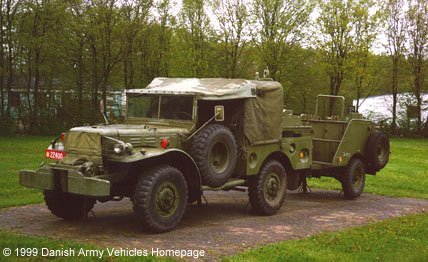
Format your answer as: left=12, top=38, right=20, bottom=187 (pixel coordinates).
left=214, top=105, right=224, bottom=122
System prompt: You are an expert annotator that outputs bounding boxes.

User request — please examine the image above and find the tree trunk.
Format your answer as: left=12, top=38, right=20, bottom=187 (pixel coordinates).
left=391, top=57, right=399, bottom=134
left=76, top=39, right=84, bottom=124
left=33, top=48, right=41, bottom=119
left=26, top=50, right=33, bottom=117
left=90, top=37, right=99, bottom=124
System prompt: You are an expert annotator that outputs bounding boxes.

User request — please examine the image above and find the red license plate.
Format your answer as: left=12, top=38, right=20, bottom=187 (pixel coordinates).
left=45, top=149, right=66, bottom=160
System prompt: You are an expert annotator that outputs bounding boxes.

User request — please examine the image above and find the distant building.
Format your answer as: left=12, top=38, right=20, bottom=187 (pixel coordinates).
left=1, top=89, right=125, bottom=119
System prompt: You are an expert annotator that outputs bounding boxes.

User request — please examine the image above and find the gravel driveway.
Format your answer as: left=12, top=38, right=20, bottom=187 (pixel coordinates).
left=1, top=189, right=427, bottom=259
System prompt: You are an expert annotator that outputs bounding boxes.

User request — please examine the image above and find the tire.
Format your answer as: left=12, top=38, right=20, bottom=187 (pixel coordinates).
left=43, top=191, right=95, bottom=220
left=190, top=124, right=237, bottom=187
left=341, top=158, right=366, bottom=200
left=248, top=160, right=287, bottom=215
left=365, top=131, right=390, bottom=172
left=133, top=165, right=188, bottom=233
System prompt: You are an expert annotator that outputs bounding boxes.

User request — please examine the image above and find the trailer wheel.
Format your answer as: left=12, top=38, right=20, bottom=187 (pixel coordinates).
left=44, top=191, right=95, bottom=220
left=133, top=165, right=188, bottom=233
left=365, top=131, right=390, bottom=172
left=342, top=158, right=366, bottom=200
left=248, top=160, right=287, bottom=215
left=190, top=124, right=237, bottom=187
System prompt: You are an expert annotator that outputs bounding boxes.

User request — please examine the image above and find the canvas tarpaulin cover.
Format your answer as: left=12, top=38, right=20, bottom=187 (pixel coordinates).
left=127, top=78, right=257, bottom=100
left=128, top=77, right=284, bottom=143
left=244, top=81, right=283, bottom=143
left=62, top=131, right=103, bottom=164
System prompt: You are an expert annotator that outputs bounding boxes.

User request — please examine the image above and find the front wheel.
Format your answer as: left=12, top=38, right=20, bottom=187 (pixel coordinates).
left=248, top=160, right=287, bottom=215
left=44, top=191, right=96, bottom=220
left=341, top=159, right=366, bottom=200
left=133, top=165, right=188, bottom=233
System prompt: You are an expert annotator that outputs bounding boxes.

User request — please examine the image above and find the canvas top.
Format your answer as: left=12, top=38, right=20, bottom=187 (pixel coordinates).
left=126, top=77, right=282, bottom=100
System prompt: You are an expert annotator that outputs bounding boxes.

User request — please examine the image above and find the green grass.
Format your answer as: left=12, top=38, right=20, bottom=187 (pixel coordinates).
left=309, top=138, right=428, bottom=199
left=0, top=136, right=51, bottom=208
left=227, top=212, right=428, bottom=261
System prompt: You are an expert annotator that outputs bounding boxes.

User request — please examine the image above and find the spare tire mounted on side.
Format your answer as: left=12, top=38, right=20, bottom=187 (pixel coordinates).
left=190, top=124, right=237, bottom=187
left=365, top=131, right=390, bottom=172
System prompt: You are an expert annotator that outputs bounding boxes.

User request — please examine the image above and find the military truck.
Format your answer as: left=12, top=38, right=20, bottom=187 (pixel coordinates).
left=19, top=77, right=390, bottom=233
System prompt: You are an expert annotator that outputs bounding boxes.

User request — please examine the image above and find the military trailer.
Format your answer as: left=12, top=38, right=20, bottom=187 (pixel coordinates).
left=19, top=78, right=390, bottom=233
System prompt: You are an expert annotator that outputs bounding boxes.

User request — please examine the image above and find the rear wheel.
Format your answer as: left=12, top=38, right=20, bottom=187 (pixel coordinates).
left=133, top=165, right=188, bottom=233
left=248, top=160, right=287, bottom=215
left=341, top=159, right=366, bottom=200
left=44, top=191, right=95, bottom=220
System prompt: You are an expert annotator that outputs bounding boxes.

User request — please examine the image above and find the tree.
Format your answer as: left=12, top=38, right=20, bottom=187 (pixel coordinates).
left=284, top=47, right=328, bottom=114
left=385, top=0, right=407, bottom=134
left=154, top=0, right=173, bottom=77
left=253, top=0, right=312, bottom=81
left=406, top=0, right=427, bottom=133
left=211, top=0, right=250, bottom=78
left=315, top=0, right=356, bottom=98
left=86, top=0, right=123, bottom=119
left=0, top=0, right=20, bottom=117
left=351, top=0, right=381, bottom=112
left=121, top=0, right=152, bottom=89
left=179, top=0, right=211, bottom=77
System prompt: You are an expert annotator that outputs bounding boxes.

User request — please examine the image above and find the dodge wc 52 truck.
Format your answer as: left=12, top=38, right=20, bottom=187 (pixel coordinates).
left=19, top=77, right=390, bottom=233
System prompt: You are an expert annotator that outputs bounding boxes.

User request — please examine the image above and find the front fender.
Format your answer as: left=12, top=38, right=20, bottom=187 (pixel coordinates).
left=106, top=148, right=202, bottom=203
left=105, top=147, right=172, bottom=163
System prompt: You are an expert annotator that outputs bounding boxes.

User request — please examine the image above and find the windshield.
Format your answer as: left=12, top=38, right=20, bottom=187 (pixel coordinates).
left=127, top=95, right=193, bottom=121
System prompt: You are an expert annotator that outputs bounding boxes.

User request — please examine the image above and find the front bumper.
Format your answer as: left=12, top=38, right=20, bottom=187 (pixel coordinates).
left=19, top=165, right=110, bottom=197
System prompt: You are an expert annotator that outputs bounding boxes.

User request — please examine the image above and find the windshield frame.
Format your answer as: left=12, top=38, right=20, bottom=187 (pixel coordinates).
left=125, top=94, right=196, bottom=124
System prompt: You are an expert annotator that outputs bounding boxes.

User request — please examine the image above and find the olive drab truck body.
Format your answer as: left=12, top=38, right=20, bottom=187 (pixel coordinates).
left=19, top=77, right=390, bottom=233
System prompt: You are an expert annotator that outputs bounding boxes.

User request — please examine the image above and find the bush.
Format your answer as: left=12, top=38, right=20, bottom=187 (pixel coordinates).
left=0, top=116, right=16, bottom=136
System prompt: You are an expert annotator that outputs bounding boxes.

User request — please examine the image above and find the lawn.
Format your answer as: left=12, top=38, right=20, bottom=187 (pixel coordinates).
left=0, top=136, right=51, bottom=208
left=0, top=136, right=427, bottom=261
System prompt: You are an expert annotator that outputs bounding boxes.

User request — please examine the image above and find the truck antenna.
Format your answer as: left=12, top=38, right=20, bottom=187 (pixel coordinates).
left=99, top=99, right=110, bottom=125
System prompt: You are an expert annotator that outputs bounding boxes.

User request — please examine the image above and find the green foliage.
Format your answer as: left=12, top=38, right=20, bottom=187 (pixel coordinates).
left=0, top=116, right=16, bottom=136
left=253, top=0, right=313, bottom=81
left=0, top=0, right=425, bottom=136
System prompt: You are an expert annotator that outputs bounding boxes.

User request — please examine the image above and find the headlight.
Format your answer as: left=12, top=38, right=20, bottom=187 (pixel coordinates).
left=114, top=143, right=124, bottom=154
left=113, top=142, right=133, bottom=155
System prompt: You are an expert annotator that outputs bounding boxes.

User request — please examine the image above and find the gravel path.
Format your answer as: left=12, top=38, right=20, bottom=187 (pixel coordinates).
left=0, top=189, right=427, bottom=259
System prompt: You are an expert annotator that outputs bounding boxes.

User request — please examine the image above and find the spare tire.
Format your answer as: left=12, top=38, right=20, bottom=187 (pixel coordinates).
left=365, top=131, right=390, bottom=172
left=190, top=124, right=237, bottom=187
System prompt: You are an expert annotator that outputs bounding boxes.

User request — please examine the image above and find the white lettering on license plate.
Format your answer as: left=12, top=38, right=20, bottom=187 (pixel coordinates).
left=45, top=149, right=66, bottom=160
